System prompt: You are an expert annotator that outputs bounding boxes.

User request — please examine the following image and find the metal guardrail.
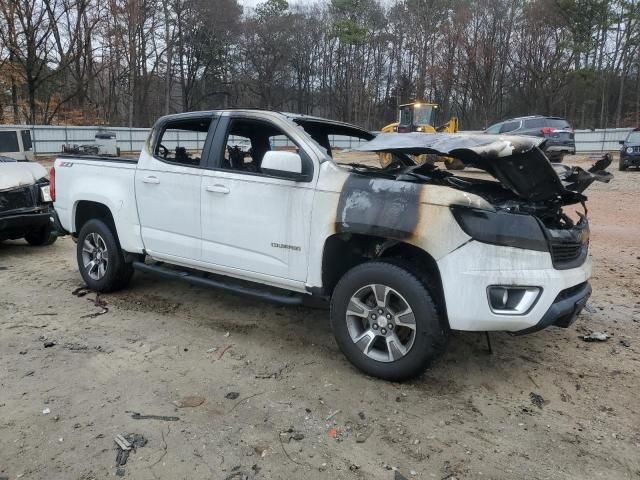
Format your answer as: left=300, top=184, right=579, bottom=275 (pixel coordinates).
left=0, top=124, right=634, bottom=155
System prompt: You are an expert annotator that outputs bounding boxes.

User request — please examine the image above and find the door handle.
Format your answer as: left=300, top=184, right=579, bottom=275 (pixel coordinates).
left=206, top=184, right=230, bottom=194
left=142, top=176, right=160, bottom=184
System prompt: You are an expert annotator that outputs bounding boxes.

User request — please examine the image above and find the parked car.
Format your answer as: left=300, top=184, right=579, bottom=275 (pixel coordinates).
left=0, top=160, right=58, bottom=245
left=0, top=128, right=35, bottom=161
left=485, top=115, right=575, bottom=162
left=618, top=128, right=640, bottom=171
left=52, top=110, right=603, bottom=380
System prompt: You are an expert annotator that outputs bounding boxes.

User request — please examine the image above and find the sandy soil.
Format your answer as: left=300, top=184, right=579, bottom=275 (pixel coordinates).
left=1, top=155, right=639, bottom=480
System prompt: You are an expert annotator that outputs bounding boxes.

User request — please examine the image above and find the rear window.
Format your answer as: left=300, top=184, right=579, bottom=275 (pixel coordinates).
left=545, top=118, right=571, bottom=129
left=0, top=131, right=19, bottom=153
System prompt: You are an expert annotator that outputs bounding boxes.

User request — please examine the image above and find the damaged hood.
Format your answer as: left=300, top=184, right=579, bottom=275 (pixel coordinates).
left=353, top=133, right=607, bottom=202
left=0, top=162, right=48, bottom=191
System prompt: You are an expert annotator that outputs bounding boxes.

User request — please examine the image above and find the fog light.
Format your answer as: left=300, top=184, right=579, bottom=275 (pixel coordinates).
left=487, top=286, right=541, bottom=315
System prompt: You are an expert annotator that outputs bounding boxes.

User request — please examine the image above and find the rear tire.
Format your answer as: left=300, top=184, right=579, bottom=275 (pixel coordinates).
left=76, top=219, right=133, bottom=292
left=330, top=260, right=448, bottom=381
left=25, top=225, right=57, bottom=246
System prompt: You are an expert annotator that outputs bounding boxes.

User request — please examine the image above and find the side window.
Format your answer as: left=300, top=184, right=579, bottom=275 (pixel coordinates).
left=20, top=130, right=32, bottom=150
left=499, top=121, right=520, bottom=133
left=0, top=131, right=19, bottom=153
left=220, top=118, right=308, bottom=177
left=154, top=117, right=212, bottom=166
left=485, top=123, right=502, bottom=134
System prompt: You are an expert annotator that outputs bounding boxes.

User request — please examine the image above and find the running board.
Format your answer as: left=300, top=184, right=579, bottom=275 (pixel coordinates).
left=132, top=261, right=304, bottom=305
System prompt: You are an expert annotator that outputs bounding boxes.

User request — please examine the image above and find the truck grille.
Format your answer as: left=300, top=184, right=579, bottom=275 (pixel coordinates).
left=0, top=185, right=38, bottom=214
left=550, top=239, right=586, bottom=269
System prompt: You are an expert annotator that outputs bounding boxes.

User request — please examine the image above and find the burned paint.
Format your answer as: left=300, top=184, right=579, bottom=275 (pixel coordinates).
left=335, top=174, right=422, bottom=239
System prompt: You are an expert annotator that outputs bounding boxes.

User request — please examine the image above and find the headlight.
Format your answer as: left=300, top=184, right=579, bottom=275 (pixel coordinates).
left=627, top=147, right=634, bottom=154
left=451, top=206, right=547, bottom=251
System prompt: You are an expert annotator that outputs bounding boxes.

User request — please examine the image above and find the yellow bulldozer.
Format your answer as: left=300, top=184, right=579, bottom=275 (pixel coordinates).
left=380, top=102, right=464, bottom=169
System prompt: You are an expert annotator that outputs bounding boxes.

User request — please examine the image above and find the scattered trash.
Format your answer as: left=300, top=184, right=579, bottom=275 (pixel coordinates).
left=583, top=332, right=609, bottom=342
left=225, top=392, right=240, bottom=400
left=358, top=411, right=366, bottom=420
left=218, top=345, right=233, bottom=359
left=619, top=339, right=631, bottom=347
left=42, top=408, right=51, bottom=415
left=349, top=463, right=360, bottom=471
left=23, top=370, right=35, bottom=377
left=206, top=347, right=218, bottom=353
left=128, top=411, right=179, bottom=421
left=72, top=286, right=92, bottom=297
left=224, top=331, right=230, bottom=337
left=80, top=293, right=109, bottom=318
left=115, top=433, right=148, bottom=476
left=355, top=427, right=373, bottom=443
left=326, top=409, right=341, bottom=421
left=173, top=395, right=205, bottom=408
left=43, top=341, right=55, bottom=348
left=280, top=428, right=305, bottom=443
left=530, top=392, right=545, bottom=409
left=328, top=427, right=338, bottom=439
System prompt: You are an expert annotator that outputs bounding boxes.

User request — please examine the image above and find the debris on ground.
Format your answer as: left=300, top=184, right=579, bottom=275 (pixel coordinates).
left=173, top=395, right=205, bottom=408
left=279, top=428, right=304, bottom=442
left=328, top=427, right=338, bottom=439
left=42, top=407, right=50, bottom=415
left=128, top=411, right=179, bottom=421
left=225, top=392, right=240, bottom=400
left=80, top=293, right=109, bottom=319
left=325, top=409, right=341, bottom=421
left=43, top=341, right=55, bottom=348
left=114, top=433, right=148, bottom=476
left=218, top=344, right=233, bottom=359
left=394, top=471, right=409, bottom=480
left=619, top=339, right=631, bottom=347
left=583, top=332, right=609, bottom=342
left=530, top=392, right=545, bottom=409
left=71, top=286, right=92, bottom=297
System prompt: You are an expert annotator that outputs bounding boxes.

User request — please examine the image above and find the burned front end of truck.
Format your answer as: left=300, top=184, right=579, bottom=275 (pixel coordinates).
left=0, top=161, right=58, bottom=245
left=347, top=133, right=610, bottom=334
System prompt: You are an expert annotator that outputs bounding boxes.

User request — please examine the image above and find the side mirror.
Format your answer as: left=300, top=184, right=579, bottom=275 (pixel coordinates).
left=261, top=150, right=306, bottom=180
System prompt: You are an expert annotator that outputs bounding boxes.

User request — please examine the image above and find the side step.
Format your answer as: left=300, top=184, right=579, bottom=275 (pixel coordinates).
left=132, top=261, right=304, bottom=306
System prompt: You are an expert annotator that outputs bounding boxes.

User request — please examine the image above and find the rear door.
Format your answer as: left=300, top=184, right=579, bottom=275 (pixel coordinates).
left=135, top=114, right=218, bottom=261
left=199, top=113, right=316, bottom=284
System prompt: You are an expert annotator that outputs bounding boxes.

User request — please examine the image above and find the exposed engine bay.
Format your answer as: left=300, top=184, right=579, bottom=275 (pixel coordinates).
left=347, top=132, right=613, bottom=232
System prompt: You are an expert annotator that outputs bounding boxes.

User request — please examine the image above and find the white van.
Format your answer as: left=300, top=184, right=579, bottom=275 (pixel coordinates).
left=0, top=128, right=35, bottom=161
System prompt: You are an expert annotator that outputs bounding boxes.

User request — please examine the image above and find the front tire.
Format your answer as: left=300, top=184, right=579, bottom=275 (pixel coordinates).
left=76, top=219, right=133, bottom=292
left=330, top=260, right=448, bottom=381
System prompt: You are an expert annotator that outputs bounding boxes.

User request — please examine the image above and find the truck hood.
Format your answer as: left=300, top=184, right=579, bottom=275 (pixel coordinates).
left=353, top=133, right=609, bottom=202
left=0, top=162, right=48, bottom=191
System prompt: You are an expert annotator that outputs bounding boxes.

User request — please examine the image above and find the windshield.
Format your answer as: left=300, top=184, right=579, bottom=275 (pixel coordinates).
left=413, top=105, right=434, bottom=125
left=626, top=131, right=640, bottom=143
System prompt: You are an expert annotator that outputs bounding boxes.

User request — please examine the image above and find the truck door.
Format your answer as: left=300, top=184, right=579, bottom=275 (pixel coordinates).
left=135, top=114, right=217, bottom=261
left=199, top=114, right=316, bottom=285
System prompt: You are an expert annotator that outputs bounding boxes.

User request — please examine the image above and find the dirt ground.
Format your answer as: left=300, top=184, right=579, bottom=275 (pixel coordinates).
left=1, top=155, right=639, bottom=480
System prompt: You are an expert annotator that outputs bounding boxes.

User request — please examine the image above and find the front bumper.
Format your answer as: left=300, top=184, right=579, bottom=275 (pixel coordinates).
left=0, top=210, right=56, bottom=240
left=437, top=240, right=591, bottom=332
left=512, top=281, right=591, bottom=335
left=620, top=154, right=640, bottom=166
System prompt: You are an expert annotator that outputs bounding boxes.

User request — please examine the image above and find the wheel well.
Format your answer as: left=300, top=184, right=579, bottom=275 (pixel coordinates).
left=74, top=201, right=117, bottom=239
left=321, top=234, right=448, bottom=323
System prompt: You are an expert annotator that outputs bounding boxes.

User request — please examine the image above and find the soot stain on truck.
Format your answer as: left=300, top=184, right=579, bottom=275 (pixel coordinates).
left=335, top=174, right=423, bottom=239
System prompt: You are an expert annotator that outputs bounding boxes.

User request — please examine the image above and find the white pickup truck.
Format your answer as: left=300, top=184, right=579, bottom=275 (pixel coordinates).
left=52, top=110, right=607, bottom=380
